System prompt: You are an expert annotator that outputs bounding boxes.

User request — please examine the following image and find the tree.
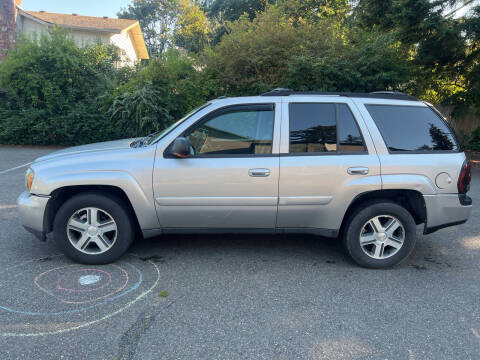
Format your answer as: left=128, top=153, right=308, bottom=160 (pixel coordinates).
left=454, top=5, right=480, bottom=107
left=205, top=0, right=274, bottom=45
left=208, top=2, right=411, bottom=95
left=175, top=0, right=211, bottom=52
left=119, top=0, right=211, bottom=55
left=280, top=0, right=350, bottom=23
left=353, top=0, right=474, bottom=107
left=207, top=0, right=269, bottom=22
left=118, top=0, right=179, bottom=57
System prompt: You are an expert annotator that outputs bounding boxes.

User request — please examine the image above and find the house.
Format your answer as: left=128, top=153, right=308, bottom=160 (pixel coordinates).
left=0, top=0, right=149, bottom=65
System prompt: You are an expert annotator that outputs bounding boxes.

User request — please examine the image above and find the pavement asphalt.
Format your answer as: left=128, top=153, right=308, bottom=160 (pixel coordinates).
left=0, top=146, right=479, bottom=360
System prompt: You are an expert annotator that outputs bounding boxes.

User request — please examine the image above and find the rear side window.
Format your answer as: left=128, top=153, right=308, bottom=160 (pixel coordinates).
left=289, top=103, right=365, bottom=154
left=366, top=105, right=459, bottom=152
left=338, top=104, right=365, bottom=152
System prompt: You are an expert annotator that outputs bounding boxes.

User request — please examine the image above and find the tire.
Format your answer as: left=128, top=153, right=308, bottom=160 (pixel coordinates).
left=53, top=192, right=135, bottom=265
left=342, top=201, right=417, bottom=268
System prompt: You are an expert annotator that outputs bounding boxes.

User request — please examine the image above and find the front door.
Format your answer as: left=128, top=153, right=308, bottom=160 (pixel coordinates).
left=153, top=103, right=280, bottom=230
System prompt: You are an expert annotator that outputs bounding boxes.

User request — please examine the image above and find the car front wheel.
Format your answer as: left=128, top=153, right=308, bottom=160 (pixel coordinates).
left=343, top=201, right=417, bottom=268
left=53, top=192, right=135, bottom=264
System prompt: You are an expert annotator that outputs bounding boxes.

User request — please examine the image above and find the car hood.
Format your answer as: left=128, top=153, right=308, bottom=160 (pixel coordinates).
left=34, top=138, right=138, bottom=163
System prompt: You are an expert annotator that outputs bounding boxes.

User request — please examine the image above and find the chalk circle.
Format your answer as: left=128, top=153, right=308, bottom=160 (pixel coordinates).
left=0, top=254, right=160, bottom=337
left=36, top=265, right=127, bottom=304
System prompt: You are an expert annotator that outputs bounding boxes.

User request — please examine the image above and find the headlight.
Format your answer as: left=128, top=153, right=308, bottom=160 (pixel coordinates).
left=25, top=168, right=34, bottom=192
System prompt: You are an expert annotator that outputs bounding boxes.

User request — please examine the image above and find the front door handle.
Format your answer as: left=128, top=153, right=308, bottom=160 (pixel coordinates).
left=348, top=167, right=369, bottom=175
left=249, top=168, right=270, bottom=177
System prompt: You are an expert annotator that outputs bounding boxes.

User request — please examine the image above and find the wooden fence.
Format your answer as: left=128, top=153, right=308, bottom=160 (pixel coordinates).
left=435, top=105, right=479, bottom=139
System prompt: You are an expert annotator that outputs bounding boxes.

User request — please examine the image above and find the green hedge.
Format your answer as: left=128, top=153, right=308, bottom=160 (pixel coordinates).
left=0, top=30, right=215, bottom=145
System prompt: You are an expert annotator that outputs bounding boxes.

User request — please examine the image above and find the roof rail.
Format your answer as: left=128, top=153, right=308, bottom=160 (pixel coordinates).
left=260, top=88, right=418, bottom=101
left=370, top=91, right=409, bottom=96
left=261, top=88, right=295, bottom=96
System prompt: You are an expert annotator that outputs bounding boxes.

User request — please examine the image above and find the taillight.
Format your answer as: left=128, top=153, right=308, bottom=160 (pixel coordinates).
left=458, top=160, right=472, bottom=194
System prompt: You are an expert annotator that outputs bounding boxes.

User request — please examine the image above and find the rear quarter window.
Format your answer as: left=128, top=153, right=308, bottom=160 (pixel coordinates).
left=366, top=105, right=459, bottom=152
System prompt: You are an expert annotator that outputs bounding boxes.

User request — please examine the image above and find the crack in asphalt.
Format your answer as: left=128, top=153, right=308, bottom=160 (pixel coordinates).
left=116, top=297, right=177, bottom=360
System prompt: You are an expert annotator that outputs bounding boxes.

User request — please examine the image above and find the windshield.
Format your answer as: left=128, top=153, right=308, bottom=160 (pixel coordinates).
left=144, top=102, right=212, bottom=146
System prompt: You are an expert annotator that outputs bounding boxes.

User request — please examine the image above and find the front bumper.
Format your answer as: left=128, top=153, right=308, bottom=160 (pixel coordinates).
left=17, top=191, right=50, bottom=241
left=423, top=194, right=472, bottom=234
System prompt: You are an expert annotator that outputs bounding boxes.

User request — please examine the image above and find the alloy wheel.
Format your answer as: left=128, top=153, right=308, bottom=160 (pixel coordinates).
left=359, top=215, right=405, bottom=260
left=66, top=207, right=117, bottom=255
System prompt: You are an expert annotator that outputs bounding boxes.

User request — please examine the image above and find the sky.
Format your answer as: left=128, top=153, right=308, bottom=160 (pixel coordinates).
left=22, top=0, right=132, bottom=18
left=21, top=0, right=478, bottom=19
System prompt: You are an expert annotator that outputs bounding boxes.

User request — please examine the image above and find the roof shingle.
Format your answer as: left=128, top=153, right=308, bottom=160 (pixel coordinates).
left=24, top=11, right=137, bottom=32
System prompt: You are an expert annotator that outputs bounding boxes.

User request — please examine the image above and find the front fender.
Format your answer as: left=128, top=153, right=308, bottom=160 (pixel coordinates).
left=32, top=170, right=159, bottom=230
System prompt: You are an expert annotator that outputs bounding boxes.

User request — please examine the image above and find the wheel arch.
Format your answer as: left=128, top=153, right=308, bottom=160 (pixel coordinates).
left=37, top=170, right=160, bottom=236
left=339, top=189, right=427, bottom=237
left=44, top=185, right=142, bottom=237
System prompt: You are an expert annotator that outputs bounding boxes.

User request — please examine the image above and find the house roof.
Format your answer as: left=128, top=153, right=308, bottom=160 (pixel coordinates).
left=24, top=11, right=137, bottom=33
left=18, top=9, right=149, bottom=60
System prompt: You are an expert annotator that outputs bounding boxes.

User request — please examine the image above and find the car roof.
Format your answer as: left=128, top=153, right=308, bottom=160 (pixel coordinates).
left=260, top=89, right=418, bottom=101
left=211, top=89, right=420, bottom=104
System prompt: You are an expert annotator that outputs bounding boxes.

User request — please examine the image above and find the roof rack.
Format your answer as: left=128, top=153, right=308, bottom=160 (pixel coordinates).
left=260, top=88, right=418, bottom=101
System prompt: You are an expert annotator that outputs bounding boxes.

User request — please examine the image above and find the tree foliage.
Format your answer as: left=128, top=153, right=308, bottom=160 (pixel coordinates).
left=118, top=0, right=211, bottom=55
left=175, top=0, right=211, bottom=52
left=118, top=0, right=179, bottom=57
left=1, top=0, right=480, bottom=146
left=108, top=49, right=215, bottom=137
left=208, top=2, right=411, bottom=95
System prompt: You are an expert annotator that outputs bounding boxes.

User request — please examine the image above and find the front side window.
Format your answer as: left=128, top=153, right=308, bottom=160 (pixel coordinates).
left=185, top=105, right=274, bottom=156
left=289, top=103, right=366, bottom=153
left=366, top=105, right=459, bottom=152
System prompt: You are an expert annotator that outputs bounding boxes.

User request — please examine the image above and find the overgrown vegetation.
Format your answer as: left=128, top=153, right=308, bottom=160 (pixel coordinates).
left=0, top=30, right=127, bottom=145
left=1, top=0, right=480, bottom=146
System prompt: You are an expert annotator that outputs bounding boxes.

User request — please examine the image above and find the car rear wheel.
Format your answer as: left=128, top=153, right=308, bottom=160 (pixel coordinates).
left=343, top=201, right=417, bottom=268
left=53, top=192, right=135, bottom=264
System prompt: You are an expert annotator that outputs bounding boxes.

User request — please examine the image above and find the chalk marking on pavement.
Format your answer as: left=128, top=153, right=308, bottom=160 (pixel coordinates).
left=0, top=162, right=32, bottom=175
left=0, top=205, right=17, bottom=210
left=1, top=263, right=140, bottom=315
left=0, top=259, right=160, bottom=337
left=471, top=328, right=480, bottom=339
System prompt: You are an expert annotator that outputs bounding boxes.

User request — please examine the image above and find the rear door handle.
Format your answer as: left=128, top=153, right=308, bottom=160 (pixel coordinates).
left=249, top=168, right=270, bottom=177
left=348, top=167, right=369, bottom=175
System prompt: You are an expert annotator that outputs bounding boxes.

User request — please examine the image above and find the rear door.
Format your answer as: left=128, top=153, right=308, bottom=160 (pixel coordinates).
left=277, top=96, right=381, bottom=234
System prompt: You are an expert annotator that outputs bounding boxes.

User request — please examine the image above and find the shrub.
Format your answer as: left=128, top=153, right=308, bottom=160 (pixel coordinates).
left=0, top=29, right=123, bottom=145
left=108, top=81, right=172, bottom=137
left=108, top=49, right=217, bottom=136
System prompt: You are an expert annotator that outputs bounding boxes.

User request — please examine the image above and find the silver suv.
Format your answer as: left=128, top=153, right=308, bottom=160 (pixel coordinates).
left=17, top=90, right=473, bottom=268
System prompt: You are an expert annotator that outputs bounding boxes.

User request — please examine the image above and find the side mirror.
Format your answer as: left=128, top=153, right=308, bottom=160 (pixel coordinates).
left=171, top=137, right=191, bottom=158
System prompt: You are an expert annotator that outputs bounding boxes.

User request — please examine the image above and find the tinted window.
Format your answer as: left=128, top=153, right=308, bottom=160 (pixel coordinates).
left=289, top=103, right=337, bottom=153
left=289, top=103, right=365, bottom=153
left=186, top=106, right=274, bottom=155
left=366, top=105, right=459, bottom=152
left=338, top=104, right=365, bottom=152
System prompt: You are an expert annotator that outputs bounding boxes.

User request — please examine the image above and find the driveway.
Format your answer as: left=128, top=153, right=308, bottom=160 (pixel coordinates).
left=0, top=146, right=479, bottom=360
